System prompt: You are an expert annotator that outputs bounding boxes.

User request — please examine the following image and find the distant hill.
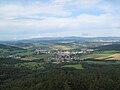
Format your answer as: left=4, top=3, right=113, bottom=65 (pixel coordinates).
left=95, top=44, right=120, bottom=51
left=0, top=44, right=25, bottom=51
left=92, top=37, right=120, bottom=40
left=0, top=36, right=120, bottom=44
left=22, top=36, right=120, bottom=42
left=0, top=44, right=26, bottom=56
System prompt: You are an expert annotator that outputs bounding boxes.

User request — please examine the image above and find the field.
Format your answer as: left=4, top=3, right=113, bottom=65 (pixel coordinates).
left=15, top=51, right=34, bottom=56
left=80, top=50, right=120, bottom=60
left=80, top=53, right=112, bottom=59
left=109, top=54, right=120, bottom=60
left=21, top=54, right=53, bottom=61
left=50, top=45, right=73, bottom=50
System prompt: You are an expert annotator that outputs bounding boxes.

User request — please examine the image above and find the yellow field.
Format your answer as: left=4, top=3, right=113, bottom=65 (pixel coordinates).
left=109, top=54, right=120, bottom=60
left=81, top=54, right=112, bottom=60
left=51, top=45, right=73, bottom=50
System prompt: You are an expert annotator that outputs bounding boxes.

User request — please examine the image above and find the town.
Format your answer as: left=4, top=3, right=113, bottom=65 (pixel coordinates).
left=7, top=48, right=94, bottom=63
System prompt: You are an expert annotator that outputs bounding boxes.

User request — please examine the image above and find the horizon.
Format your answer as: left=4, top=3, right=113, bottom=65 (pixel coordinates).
left=1, top=36, right=120, bottom=42
left=0, top=0, right=120, bottom=40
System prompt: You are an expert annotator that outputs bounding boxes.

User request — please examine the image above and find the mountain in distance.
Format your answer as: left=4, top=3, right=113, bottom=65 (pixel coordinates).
left=94, top=44, right=120, bottom=51
left=20, top=36, right=120, bottom=43
left=0, top=36, right=120, bottom=44
left=0, top=44, right=25, bottom=50
left=24, top=36, right=120, bottom=41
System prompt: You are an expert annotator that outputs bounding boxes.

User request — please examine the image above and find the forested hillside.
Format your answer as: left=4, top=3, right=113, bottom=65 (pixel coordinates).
left=0, top=58, right=120, bottom=90
left=94, top=44, right=120, bottom=51
left=0, top=44, right=26, bottom=56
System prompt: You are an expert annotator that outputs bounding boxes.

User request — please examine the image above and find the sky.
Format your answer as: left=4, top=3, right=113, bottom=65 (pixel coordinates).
left=0, top=0, right=120, bottom=40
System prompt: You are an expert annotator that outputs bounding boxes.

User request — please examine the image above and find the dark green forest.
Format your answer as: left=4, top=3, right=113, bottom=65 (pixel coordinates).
left=0, top=58, right=120, bottom=90
left=94, top=44, right=120, bottom=51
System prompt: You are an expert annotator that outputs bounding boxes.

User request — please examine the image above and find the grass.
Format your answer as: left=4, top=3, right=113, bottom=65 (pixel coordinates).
left=85, top=61, right=111, bottom=65
left=15, top=51, right=34, bottom=56
left=62, top=64, right=84, bottom=69
left=50, top=45, right=73, bottom=50
left=21, top=57, right=39, bottom=60
left=81, top=54, right=112, bottom=59
left=21, top=54, right=53, bottom=61
left=80, top=50, right=120, bottom=60
left=35, top=54, right=53, bottom=60
left=85, top=60, right=120, bottom=65
left=102, top=50, right=120, bottom=54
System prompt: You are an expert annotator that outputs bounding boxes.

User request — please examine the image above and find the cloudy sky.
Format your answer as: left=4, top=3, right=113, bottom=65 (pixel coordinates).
left=0, top=0, right=120, bottom=40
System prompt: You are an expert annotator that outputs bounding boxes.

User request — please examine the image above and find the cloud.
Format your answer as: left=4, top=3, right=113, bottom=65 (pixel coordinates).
left=81, top=33, right=91, bottom=37
left=54, top=0, right=102, bottom=4
left=0, top=13, right=120, bottom=34
left=0, top=2, right=71, bottom=18
left=0, top=0, right=120, bottom=40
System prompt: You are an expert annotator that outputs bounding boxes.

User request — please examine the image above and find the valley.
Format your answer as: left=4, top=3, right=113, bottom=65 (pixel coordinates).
left=0, top=37, right=120, bottom=90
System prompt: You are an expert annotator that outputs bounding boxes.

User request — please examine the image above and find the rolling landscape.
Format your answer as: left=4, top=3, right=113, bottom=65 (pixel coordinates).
left=0, top=37, right=120, bottom=90
left=1, top=0, right=120, bottom=90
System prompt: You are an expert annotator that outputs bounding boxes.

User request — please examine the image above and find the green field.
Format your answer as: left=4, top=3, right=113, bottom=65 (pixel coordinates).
left=80, top=53, right=112, bottom=59
left=102, top=50, right=120, bottom=54
left=85, top=61, right=119, bottom=65
left=15, top=51, right=34, bottom=56
left=21, top=54, right=53, bottom=61
left=80, top=50, right=120, bottom=60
